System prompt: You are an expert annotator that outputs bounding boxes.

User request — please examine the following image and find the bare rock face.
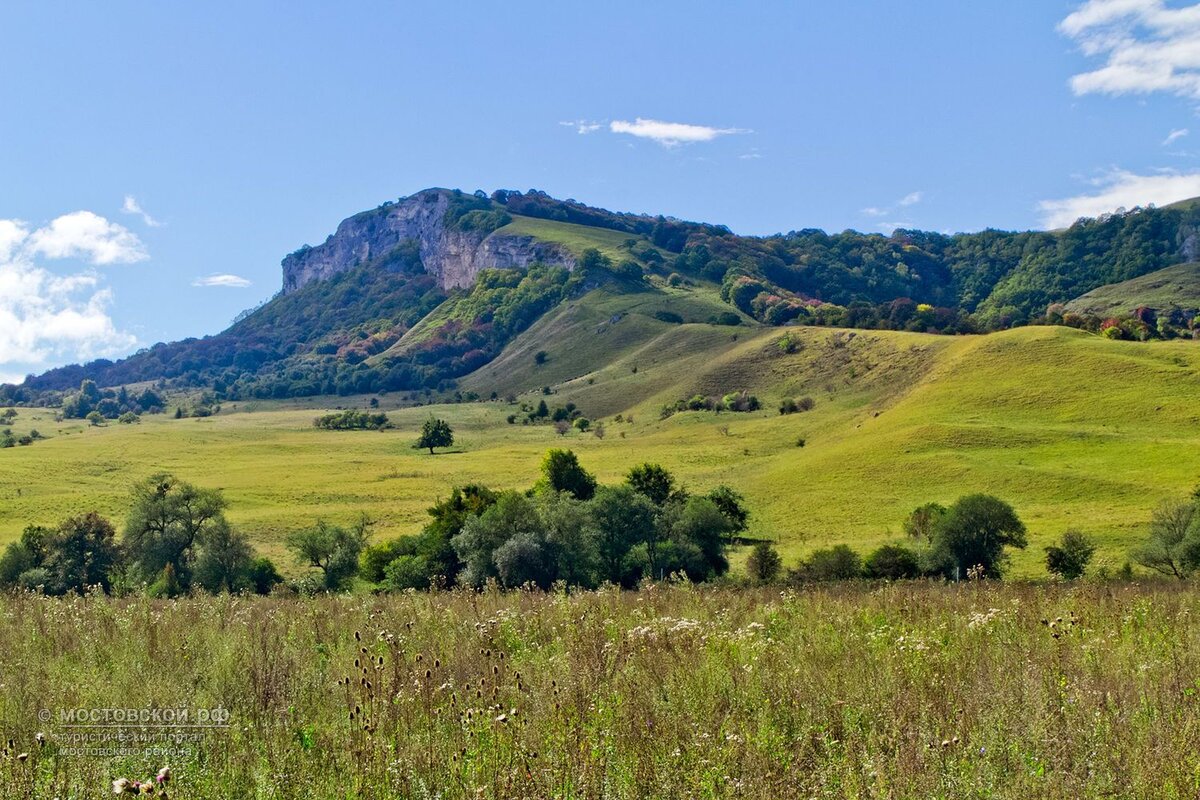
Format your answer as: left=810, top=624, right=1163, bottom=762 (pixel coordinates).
left=281, top=189, right=574, bottom=293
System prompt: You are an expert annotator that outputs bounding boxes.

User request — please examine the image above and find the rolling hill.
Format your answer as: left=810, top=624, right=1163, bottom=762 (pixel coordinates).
left=1065, top=261, right=1200, bottom=318
left=3, top=319, right=1197, bottom=577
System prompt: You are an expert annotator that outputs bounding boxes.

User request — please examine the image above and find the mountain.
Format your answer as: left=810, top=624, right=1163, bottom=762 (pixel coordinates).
left=6, top=188, right=1200, bottom=404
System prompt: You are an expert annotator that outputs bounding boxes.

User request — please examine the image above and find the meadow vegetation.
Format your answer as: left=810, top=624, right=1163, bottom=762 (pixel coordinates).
left=0, top=583, right=1198, bottom=798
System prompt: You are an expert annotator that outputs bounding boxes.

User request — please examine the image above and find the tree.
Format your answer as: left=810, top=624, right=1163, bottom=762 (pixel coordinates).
left=589, top=485, right=657, bottom=584
left=745, top=541, right=782, bottom=584
left=452, top=492, right=540, bottom=586
left=414, top=417, right=454, bottom=454
left=1131, top=499, right=1199, bottom=579
left=45, top=512, right=121, bottom=594
left=0, top=526, right=51, bottom=588
left=124, top=474, right=228, bottom=590
left=927, top=494, right=1027, bottom=579
left=904, top=502, right=946, bottom=541
left=706, top=485, right=749, bottom=534
left=286, top=516, right=370, bottom=591
left=864, top=543, right=921, bottom=580
left=248, top=557, right=283, bottom=595
left=536, top=491, right=601, bottom=589
left=1044, top=530, right=1097, bottom=580
left=192, top=519, right=255, bottom=593
left=659, top=497, right=733, bottom=580
left=540, top=449, right=597, bottom=500
left=626, top=463, right=679, bottom=506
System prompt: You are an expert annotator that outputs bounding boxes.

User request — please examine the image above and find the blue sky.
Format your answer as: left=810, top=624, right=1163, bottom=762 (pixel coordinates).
left=3, top=0, right=1200, bottom=382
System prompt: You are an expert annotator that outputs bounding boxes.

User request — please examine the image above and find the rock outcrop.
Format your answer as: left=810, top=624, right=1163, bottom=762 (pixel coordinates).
left=281, top=189, right=574, bottom=293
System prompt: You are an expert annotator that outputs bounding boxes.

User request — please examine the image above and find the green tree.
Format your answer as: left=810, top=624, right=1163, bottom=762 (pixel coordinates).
left=123, top=474, right=228, bottom=590
left=45, top=512, right=121, bottom=594
left=248, top=557, right=283, bottom=595
left=192, top=519, right=255, bottom=593
left=904, top=502, right=947, bottom=541
left=414, top=417, right=454, bottom=454
left=706, top=485, right=749, bottom=534
left=626, top=463, right=679, bottom=506
left=451, top=492, right=540, bottom=587
left=927, top=494, right=1027, bottom=579
left=1131, top=499, right=1199, bottom=579
left=1044, top=529, right=1097, bottom=580
left=286, top=516, right=370, bottom=591
left=588, top=485, right=657, bottom=584
left=0, top=526, right=51, bottom=588
left=539, top=449, right=597, bottom=500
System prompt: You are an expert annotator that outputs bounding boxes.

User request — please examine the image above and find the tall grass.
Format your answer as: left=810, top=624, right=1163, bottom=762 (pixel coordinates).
left=0, top=582, right=1197, bottom=798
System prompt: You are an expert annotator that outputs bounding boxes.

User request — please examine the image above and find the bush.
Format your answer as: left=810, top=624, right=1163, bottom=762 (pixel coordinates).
left=314, top=409, right=391, bottom=430
left=746, top=542, right=783, bottom=584
left=1044, top=530, right=1097, bottom=580
left=795, top=544, right=862, bottom=582
left=864, top=544, right=922, bottom=580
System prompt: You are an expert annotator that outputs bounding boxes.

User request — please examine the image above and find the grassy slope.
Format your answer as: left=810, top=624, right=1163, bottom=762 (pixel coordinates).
left=3, top=322, right=1198, bottom=578
left=492, top=214, right=647, bottom=263
left=1065, top=261, right=1200, bottom=316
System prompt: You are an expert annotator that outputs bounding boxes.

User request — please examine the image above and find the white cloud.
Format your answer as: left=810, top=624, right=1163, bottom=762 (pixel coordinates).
left=1163, top=127, right=1190, bottom=145
left=559, top=119, right=603, bottom=135
left=192, top=273, right=251, bottom=288
left=25, top=211, right=147, bottom=265
left=0, top=212, right=142, bottom=382
left=861, top=206, right=887, bottom=217
left=876, top=221, right=916, bottom=234
left=122, top=195, right=162, bottom=227
left=1037, top=168, right=1200, bottom=227
left=860, top=191, right=923, bottom=220
left=1060, top=0, right=1200, bottom=99
left=898, top=191, right=924, bottom=206
left=609, top=118, right=749, bottom=147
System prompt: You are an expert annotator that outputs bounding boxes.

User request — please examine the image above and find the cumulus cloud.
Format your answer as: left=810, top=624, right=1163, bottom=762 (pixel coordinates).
left=1060, top=0, right=1200, bottom=99
left=1037, top=168, right=1200, bottom=227
left=122, top=195, right=162, bottom=227
left=898, top=191, right=924, bottom=206
left=1163, top=127, right=1190, bottom=145
left=0, top=212, right=143, bottom=382
left=609, top=118, right=749, bottom=147
left=192, top=273, right=251, bottom=288
left=860, top=191, right=924, bottom=221
left=24, top=211, right=147, bottom=265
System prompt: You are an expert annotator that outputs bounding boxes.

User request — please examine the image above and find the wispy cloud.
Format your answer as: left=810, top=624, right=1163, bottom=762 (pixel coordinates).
left=192, top=273, right=251, bottom=288
left=1037, top=168, right=1200, bottom=227
left=0, top=212, right=143, bottom=380
left=1163, top=127, right=1190, bottom=145
left=121, top=195, right=162, bottom=227
left=860, top=191, right=923, bottom=221
left=559, top=119, right=603, bottom=135
left=1060, top=0, right=1200, bottom=99
left=609, top=118, right=749, bottom=147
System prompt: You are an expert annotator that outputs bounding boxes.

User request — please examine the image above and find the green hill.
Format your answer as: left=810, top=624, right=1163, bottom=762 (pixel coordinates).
left=3, top=323, right=1197, bottom=577
left=1065, top=262, right=1200, bottom=317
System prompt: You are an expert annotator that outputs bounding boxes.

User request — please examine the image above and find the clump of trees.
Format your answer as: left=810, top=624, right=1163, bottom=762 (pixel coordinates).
left=1130, top=497, right=1200, bottom=578
left=660, top=390, right=761, bottom=419
left=314, top=409, right=391, bottom=430
left=60, top=380, right=164, bottom=421
left=0, top=474, right=282, bottom=597
left=360, top=452, right=747, bottom=591
left=1044, top=303, right=1198, bottom=341
left=779, top=396, right=815, bottom=415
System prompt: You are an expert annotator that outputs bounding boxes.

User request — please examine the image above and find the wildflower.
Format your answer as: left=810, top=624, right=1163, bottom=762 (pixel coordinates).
left=16, top=752, right=27, bottom=761
left=156, top=766, right=171, bottom=784
left=35, top=733, right=45, bottom=745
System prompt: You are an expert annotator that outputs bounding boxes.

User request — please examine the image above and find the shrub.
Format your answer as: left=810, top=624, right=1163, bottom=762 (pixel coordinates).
left=864, top=544, right=922, bottom=580
left=314, top=409, right=391, bottom=430
left=795, top=544, right=862, bottom=582
left=746, top=542, right=783, bottom=584
left=1045, top=530, right=1098, bottom=580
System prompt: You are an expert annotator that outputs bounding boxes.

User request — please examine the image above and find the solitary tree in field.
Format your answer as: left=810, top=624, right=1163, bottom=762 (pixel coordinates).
left=414, top=417, right=454, bottom=454
left=746, top=541, right=783, bottom=584
left=124, top=473, right=228, bottom=591
left=1044, top=530, right=1097, bottom=580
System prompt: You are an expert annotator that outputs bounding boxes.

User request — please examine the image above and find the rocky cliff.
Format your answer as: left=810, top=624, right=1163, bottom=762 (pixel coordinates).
left=281, top=189, right=575, bottom=293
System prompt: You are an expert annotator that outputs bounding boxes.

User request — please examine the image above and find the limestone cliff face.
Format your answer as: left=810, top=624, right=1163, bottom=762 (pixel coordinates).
left=281, top=189, right=574, bottom=293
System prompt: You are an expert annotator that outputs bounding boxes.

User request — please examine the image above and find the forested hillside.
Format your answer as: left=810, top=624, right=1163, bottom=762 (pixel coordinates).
left=5, top=188, right=1198, bottom=406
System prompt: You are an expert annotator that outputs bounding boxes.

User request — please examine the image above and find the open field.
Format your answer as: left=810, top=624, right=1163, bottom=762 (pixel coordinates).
left=1065, top=261, right=1200, bottom=317
left=0, top=582, right=1198, bottom=798
left=2, top=323, right=1199, bottom=576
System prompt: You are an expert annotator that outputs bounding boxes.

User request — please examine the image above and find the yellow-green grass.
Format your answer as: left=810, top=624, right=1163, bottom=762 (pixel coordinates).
left=2, top=325, right=1198, bottom=577
left=1065, top=261, right=1200, bottom=316
left=493, top=214, right=654, bottom=264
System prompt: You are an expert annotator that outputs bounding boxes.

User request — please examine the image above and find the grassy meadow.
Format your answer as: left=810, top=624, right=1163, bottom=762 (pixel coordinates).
left=0, top=582, right=1198, bottom=798
left=2, top=322, right=1200, bottom=577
